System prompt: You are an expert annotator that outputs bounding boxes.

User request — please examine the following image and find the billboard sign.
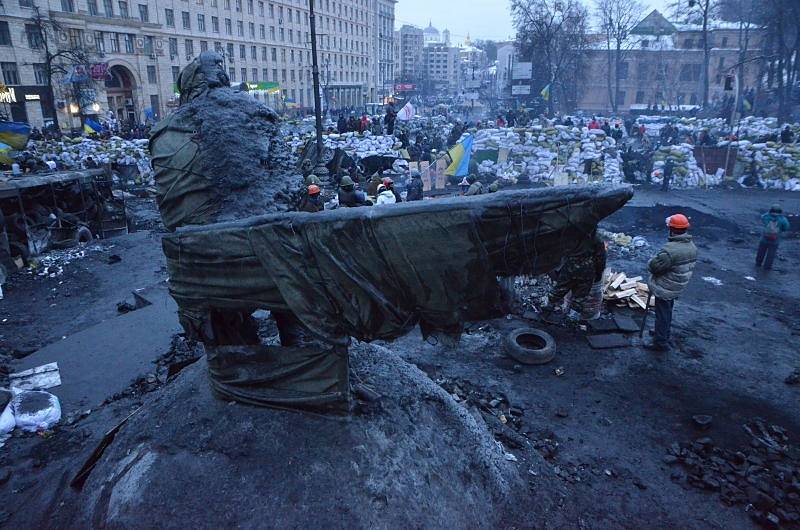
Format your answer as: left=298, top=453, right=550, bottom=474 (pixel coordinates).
left=512, top=62, right=533, bottom=80
left=511, top=85, right=531, bottom=95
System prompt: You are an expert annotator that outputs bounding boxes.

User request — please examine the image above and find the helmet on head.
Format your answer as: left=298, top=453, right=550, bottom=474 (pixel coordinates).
left=308, top=184, right=321, bottom=196
left=769, top=204, right=783, bottom=214
left=410, top=170, right=421, bottom=178
left=382, top=177, right=394, bottom=187
left=340, top=175, right=354, bottom=187
left=304, top=174, right=320, bottom=186
left=667, top=214, right=690, bottom=230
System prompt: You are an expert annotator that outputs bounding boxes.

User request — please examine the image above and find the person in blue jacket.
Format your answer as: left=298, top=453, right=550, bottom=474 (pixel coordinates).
left=756, top=205, right=791, bottom=270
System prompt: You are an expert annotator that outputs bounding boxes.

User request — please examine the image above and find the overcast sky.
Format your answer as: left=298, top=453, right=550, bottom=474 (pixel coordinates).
left=394, top=0, right=671, bottom=44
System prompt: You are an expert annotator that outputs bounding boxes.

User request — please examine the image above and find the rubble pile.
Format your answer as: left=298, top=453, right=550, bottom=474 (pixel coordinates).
left=666, top=419, right=800, bottom=528
left=27, top=137, right=153, bottom=184
left=435, top=375, right=560, bottom=461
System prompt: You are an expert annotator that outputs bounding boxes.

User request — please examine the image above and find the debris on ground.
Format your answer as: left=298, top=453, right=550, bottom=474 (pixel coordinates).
left=8, top=390, right=62, bottom=433
left=666, top=419, right=800, bottom=527
left=103, top=334, right=203, bottom=403
left=8, top=362, right=61, bottom=391
left=604, top=270, right=652, bottom=310
left=702, top=277, right=724, bottom=286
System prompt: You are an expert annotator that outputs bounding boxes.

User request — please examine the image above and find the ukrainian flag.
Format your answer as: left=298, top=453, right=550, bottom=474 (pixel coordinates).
left=0, top=121, right=31, bottom=150
left=83, top=118, right=104, bottom=135
left=540, top=84, right=551, bottom=101
left=445, top=134, right=474, bottom=177
left=0, top=141, right=13, bottom=165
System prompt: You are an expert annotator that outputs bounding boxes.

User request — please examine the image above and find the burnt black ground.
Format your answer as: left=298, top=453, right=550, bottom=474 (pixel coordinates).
left=0, top=186, right=798, bottom=528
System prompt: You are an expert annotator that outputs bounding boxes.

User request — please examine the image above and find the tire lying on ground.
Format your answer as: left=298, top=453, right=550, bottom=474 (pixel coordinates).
left=504, top=328, right=556, bottom=365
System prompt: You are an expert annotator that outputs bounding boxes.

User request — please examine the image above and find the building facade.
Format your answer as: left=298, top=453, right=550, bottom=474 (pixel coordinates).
left=0, top=0, right=394, bottom=129
left=578, top=10, right=765, bottom=113
left=397, top=24, right=422, bottom=86
left=423, top=43, right=458, bottom=95
left=371, top=0, right=394, bottom=101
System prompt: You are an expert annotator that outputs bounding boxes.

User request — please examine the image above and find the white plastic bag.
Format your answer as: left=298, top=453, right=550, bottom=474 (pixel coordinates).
left=0, top=404, right=14, bottom=434
left=11, top=391, right=62, bottom=432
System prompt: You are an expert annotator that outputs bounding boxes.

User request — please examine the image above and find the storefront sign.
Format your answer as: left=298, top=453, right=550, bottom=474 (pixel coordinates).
left=0, top=86, right=17, bottom=103
left=24, top=94, right=41, bottom=101
left=394, top=83, right=416, bottom=92
left=511, top=85, right=531, bottom=95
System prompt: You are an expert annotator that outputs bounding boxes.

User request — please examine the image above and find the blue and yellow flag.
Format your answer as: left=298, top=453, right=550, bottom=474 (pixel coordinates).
left=0, top=121, right=31, bottom=150
left=84, top=118, right=104, bottom=135
left=445, top=134, right=474, bottom=177
left=540, top=84, right=551, bottom=101
left=0, top=140, right=13, bottom=165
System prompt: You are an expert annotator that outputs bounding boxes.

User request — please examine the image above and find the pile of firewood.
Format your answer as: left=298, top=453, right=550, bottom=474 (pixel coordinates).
left=603, top=271, right=653, bottom=310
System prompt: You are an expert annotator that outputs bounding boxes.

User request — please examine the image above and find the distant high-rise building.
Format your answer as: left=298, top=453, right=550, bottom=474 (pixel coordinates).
left=398, top=24, right=424, bottom=86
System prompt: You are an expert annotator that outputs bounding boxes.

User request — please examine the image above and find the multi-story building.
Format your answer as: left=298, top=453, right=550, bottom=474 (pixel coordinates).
left=423, top=42, right=458, bottom=95
left=578, top=9, right=765, bottom=112
left=0, top=0, right=394, bottom=129
left=371, top=0, right=394, bottom=101
left=397, top=24, right=422, bottom=86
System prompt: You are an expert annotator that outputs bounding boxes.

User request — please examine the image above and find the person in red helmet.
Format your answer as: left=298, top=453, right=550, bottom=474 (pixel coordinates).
left=643, top=213, right=698, bottom=352
left=299, top=184, right=324, bottom=213
left=382, top=176, right=402, bottom=203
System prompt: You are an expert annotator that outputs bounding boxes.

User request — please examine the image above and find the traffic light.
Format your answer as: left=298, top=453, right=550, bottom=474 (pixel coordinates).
left=724, top=74, right=734, bottom=91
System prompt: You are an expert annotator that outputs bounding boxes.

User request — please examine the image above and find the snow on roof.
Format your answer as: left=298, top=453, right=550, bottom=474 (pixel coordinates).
left=673, top=21, right=750, bottom=32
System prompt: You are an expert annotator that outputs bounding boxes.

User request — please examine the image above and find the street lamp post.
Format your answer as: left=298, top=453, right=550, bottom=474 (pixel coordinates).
left=309, top=0, right=324, bottom=158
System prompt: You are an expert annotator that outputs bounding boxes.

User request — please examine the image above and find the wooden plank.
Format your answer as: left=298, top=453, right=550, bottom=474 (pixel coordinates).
left=626, top=276, right=643, bottom=282
left=619, top=281, right=639, bottom=290
left=614, top=288, right=637, bottom=299
left=610, top=273, right=626, bottom=289
left=630, top=294, right=647, bottom=310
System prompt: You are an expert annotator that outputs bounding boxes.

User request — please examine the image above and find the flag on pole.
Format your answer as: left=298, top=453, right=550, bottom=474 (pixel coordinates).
left=83, top=118, right=105, bottom=135
left=540, top=84, right=551, bottom=101
left=396, top=101, right=415, bottom=121
left=445, top=134, right=474, bottom=177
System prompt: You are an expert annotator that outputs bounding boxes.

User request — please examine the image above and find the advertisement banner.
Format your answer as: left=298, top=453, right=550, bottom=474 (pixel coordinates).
left=512, top=62, right=533, bottom=80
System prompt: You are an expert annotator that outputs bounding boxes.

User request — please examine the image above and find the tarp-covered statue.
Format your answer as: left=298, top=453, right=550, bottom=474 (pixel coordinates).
left=153, top=53, right=633, bottom=412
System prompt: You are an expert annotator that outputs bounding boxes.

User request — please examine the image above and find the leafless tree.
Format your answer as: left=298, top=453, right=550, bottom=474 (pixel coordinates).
left=670, top=0, right=719, bottom=108
left=511, top=0, right=589, bottom=114
left=595, top=0, right=646, bottom=112
left=760, top=0, right=799, bottom=123
left=25, top=4, right=96, bottom=131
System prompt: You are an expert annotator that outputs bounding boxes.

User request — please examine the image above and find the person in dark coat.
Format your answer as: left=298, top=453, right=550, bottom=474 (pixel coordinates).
left=384, top=104, right=397, bottom=135
left=337, top=176, right=371, bottom=207
left=298, top=184, right=324, bottom=213
left=755, top=204, right=790, bottom=270
left=406, top=170, right=424, bottom=201
left=337, top=115, right=347, bottom=134
left=661, top=158, right=674, bottom=191
left=781, top=126, right=795, bottom=144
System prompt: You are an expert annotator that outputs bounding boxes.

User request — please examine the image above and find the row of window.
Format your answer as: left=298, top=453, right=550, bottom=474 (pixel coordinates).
left=1, top=61, right=48, bottom=85
left=160, top=8, right=368, bottom=54
left=48, top=0, right=372, bottom=23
